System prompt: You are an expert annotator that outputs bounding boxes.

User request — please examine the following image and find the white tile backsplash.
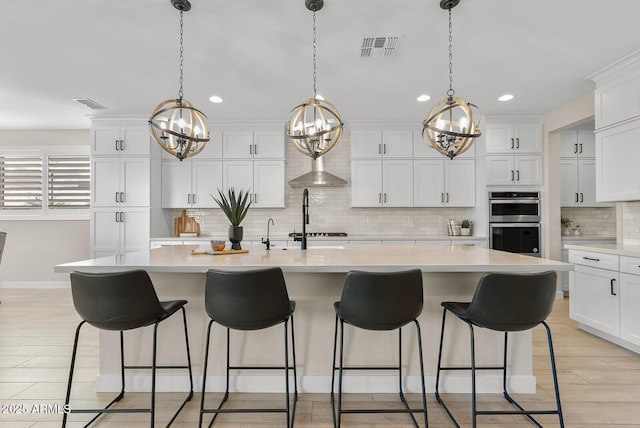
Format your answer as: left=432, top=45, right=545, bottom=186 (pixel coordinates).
left=622, top=201, right=640, bottom=245
left=560, top=206, right=616, bottom=237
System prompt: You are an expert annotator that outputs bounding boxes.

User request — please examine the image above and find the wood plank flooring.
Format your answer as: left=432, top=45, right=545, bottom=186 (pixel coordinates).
left=1, top=288, right=639, bottom=427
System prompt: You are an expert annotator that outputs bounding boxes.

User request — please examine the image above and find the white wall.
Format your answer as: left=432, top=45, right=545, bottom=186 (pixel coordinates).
left=0, top=130, right=90, bottom=285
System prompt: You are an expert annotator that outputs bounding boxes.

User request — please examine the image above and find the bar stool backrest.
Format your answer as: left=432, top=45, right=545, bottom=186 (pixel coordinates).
left=464, top=270, right=557, bottom=332
left=338, top=269, right=423, bottom=331
left=70, top=270, right=166, bottom=331
left=205, top=267, right=291, bottom=331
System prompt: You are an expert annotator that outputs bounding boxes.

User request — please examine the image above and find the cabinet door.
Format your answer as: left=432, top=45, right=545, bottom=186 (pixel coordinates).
left=514, top=156, right=542, bottom=185
left=413, top=159, right=445, bottom=207
left=120, top=158, right=150, bottom=206
left=223, top=160, right=254, bottom=195
left=351, top=160, right=382, bottom=207
left=253, top=160, right=285, bottom=207
left=91, top=209, right=120, bottom=257
left=92, top=158, right=120, bottom=207
left=382, top=129, right=413, bottom=158
left=577, top=159, right=597, bottom=206
left=620, top=273, right=640, bottom=346
left=560, top=130, right=579, bottom=158
left=596, top=120, right=640, bottom=202
left=444, top=159, right=475, bottom=207
left=196, top=130, right=223, bottom=159
left=222, top=131, right=254, bottom=159
left=120, top=124, right=151, bottom=155
left=560, top=159, right=579, bottom=206
left=485, top=123, right=514, bottom=153
left=161, top=160, right=192, bottom=208
left=92, top=126, right=121, bottom=155
left=351, top=129, right=382, bottom=158
left=570, top=266, right=620, bottom=336
left=191, top=160, right=223, bottom=208
left=120, top=208, right=150, bottom=253
left=577, top=128, right=596, bottom=157
left=513, top=123, right=541, bottom=153
left=382, top=160, right=413, bottom=207
left=254, top=130, right=285, bottom=159
left=485, top=156, right=515, bottom=185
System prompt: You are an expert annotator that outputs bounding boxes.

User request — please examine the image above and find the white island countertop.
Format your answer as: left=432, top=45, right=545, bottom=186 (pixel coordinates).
left=55, top=244, right=572, bottom=274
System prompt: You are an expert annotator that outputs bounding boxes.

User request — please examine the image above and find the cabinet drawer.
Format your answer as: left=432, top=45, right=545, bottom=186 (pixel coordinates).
left=569, top=250, right=619, bottom=271
left=620, top=256, right=640, bottom=275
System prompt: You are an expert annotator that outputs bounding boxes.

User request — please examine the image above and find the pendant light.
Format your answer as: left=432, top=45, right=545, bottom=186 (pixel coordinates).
left=286, top=0, right=343, bottom=160
left=149, top=0, right=210, bottom=161
left=422, top=0, right=482, bottom=160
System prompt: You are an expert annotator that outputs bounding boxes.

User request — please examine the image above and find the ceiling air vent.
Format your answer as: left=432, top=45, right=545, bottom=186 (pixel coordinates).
left=72, top=98, right=107, bottom=110
left=360, top=36, right=400, bottom=57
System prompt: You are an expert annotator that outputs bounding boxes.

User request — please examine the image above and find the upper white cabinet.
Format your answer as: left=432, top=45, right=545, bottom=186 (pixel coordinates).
left=350, top=159, right=413, bottom=207
left=560, top=127, right=596, bottom=158
left=351, top=128, right=413, bottom=158
left=485, top=120, right=541, bottom=154
left=485, top=155, right=542, bottom=186
left=560, top=158, right=610, bottom=207
left=161, top=159, right=223, bottom=208
left=595, top=119, right=640, bottom=202
left=413, top=159, right=475, bottom=207
left=91, top=121, right=150, bottom=155
left=222, top=130, right=285, bottom=159
left=92, top=157, right=150, bottom=207
left=224, top=160, right=285, bottom=208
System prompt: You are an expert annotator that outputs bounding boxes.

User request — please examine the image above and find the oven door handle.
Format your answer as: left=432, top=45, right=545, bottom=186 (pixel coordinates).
left=490, top=222, right=541, bottom=228
left=489, top=199, right=540, bottom=204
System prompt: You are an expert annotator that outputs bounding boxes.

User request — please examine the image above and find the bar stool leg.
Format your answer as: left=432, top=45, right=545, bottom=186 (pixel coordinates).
left=199, top=319, right=215, bottom=428
left=414, top=320, right=429, bottom=428
left=330, top=314, right=340, bottom=428
left=469, top=324, right=477, bottom=428
left=544, top=321, right=565, bottom=428
left=284, top=320, right=290, bottom=428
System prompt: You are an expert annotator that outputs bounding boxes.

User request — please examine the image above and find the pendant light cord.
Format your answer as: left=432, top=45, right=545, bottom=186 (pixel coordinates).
left=178, top=10, right=184, bottom=101
left=447, top=7, right=455, bottom=98
left=312, top=11, right=317, bottom=99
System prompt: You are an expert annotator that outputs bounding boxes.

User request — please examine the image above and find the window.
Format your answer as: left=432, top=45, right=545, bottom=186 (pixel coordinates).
left=0, top=147, right=90, bottom=219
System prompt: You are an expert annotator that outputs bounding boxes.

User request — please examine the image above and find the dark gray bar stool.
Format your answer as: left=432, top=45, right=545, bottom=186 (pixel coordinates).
left=331, top=269, right=428, bottom=428
left=63, top=269, right=193, bottom=427
left=435, top=270, right=564, bottom=428
left=200, top=267, right=297, bottom=427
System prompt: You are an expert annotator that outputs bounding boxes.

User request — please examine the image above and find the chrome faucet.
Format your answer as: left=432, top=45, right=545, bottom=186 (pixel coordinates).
left=302, top=188, right=309, bottom=250
left=262, top=217, right=275, bottom=250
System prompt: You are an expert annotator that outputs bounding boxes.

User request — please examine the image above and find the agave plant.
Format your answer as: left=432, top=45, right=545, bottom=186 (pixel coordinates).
left=211, top=188, right=252, bottom=227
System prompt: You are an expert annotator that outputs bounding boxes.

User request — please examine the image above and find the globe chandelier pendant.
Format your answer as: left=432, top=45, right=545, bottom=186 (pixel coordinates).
left=149, top=0, right=210, bottom=161
left=286, top=0, right=343, bottom=160
left=422, top=0, right=482, bottom=160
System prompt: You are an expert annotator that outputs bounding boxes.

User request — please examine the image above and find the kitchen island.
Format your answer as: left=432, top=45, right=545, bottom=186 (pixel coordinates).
left=55, top=244, right=572, bottom=394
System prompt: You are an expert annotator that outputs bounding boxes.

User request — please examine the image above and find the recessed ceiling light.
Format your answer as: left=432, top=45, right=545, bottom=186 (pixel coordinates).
left=209, top=95, right=223, bottom=103
left=498, top=94, right=514, bottom=102
left=416, top=94, right=431, bottom=102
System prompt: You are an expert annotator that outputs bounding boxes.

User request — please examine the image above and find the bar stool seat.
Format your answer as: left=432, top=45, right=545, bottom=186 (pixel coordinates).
left=435, top=270, right=564, bottom=428
left=331, top=269, right=428, bottom=428
left=200, top=267, right=297, bottom=427
left=63, top=269, right=193, bottom=427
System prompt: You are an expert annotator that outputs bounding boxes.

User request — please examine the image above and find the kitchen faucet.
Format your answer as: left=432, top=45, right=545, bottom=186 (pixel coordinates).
left=302, top=188, right=309, bottom=250
left=261, top=218, right=275, bottom=250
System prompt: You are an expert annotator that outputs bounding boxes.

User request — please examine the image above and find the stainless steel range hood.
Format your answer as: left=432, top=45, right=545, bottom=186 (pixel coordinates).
left=288, top=156, right=347, bottom=188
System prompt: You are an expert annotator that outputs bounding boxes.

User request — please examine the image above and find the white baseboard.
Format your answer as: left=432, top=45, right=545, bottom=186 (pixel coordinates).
left=96, top=374, right=537, bottom=394
left=0, top=281, right=69, bottom=289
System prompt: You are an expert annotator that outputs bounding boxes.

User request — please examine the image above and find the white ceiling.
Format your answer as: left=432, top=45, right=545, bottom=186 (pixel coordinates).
left=2, top=0, right=638, bottom=130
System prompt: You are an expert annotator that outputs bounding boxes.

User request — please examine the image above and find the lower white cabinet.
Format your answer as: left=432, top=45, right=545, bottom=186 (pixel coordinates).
left=351, top=159, right=413, bottom=207
left=413, top=159, right=475, bottom=207
left=569, top=249, right=640, bottom=352
left=91, top=207, right=150, bottom=258
left=224, top=160, right=285, bottom=208
left=485, top=155, right=542, bottom=186
left=162, top=160, right=223, bottom=208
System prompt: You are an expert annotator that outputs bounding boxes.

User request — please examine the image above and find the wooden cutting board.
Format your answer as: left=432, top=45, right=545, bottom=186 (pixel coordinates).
left=174, top=210, right=200, bottom=236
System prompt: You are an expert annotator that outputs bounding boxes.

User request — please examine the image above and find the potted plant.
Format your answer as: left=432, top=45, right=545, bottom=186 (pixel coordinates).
left=211, top=188, right=252, bottom=250
left=461, top=219, right=472, bottom=236
left=561, top=217, right=572, bottom=236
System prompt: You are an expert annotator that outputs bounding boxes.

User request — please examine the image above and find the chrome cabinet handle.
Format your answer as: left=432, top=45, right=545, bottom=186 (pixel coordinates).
left=253, top=144, right=258, bottom=155
left=115, top=140, right=119, bottom=151
left=510, top=170, right=514, bottom=181
left=383, top=144, right=387, bottom=154
left=510, top=138, right=514, bottom=149
left=579, top=143, right=583, bottom=154
left=516, top=138, right=520, bottom=149
left=441, top=193, right=444, bottom=203
left=575, top=193, right=579, bottom=203
left=378, top=193, right=382, bottom=203
left=378, top=144, right=382, bottom=155
left=249, top=145, right=253, bottom=155
left=516, top=170, right=520, bottom=181
left=446, top=193, right=449, bottom=203
left=580, top=193, right=583, bottom=203
left=115, top=212, right=119, bottom=222
left=574, top=143, right=578, bottom=154
left=383, top=193, right=387, bottom=203
left=120, top=211, right=124, bottom=222
left=120, top=192, right=125, bottom=203
left=115, top=192, right=119, bottom=203
left=611, top=278, right=617, bottom=296
left=192, top=194, right=196, bottom=204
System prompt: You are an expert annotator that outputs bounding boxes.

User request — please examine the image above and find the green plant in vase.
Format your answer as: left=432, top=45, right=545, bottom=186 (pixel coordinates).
left=211, top=188, right=252, bottom=250
left=461, top=219, right=472, bottom=236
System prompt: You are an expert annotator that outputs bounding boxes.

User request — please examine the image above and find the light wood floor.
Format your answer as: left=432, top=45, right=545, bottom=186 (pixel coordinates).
left=1, top=289, right=639, bottom=427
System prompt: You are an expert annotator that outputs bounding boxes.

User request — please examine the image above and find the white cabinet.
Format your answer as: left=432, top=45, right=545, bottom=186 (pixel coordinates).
left=485, top=121, right=541, bottom=154
left=350, top=159, right=413, bottom=207
left=619, top=256, right=640, bottom=347
left=571, top=264, right=620, bottom=337
left=92, top=157, right=150, bottom=207
left=560, top=159, right=603, bottom=207
left=485, top=155, right=542, bottom=186
left=91, top=121, right=150, bottom=155
left=595, top=119, right=640, bottom=202
left=560, top=128, right=596, bottom=158
left=161, top=159, right=223, bottom=208
left=224, top=160, right=285, bottom=208
left=91, top=207, right=150, bottom=258
left=222, top=130, right=285, bottom=159
left=413, top=159, right=475, bottom=207
left=351, top=128, right=413, bottom=158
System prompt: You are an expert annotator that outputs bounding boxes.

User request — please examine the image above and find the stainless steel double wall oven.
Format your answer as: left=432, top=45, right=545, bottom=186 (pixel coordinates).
left=489, top=191, right=541, bottom=257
